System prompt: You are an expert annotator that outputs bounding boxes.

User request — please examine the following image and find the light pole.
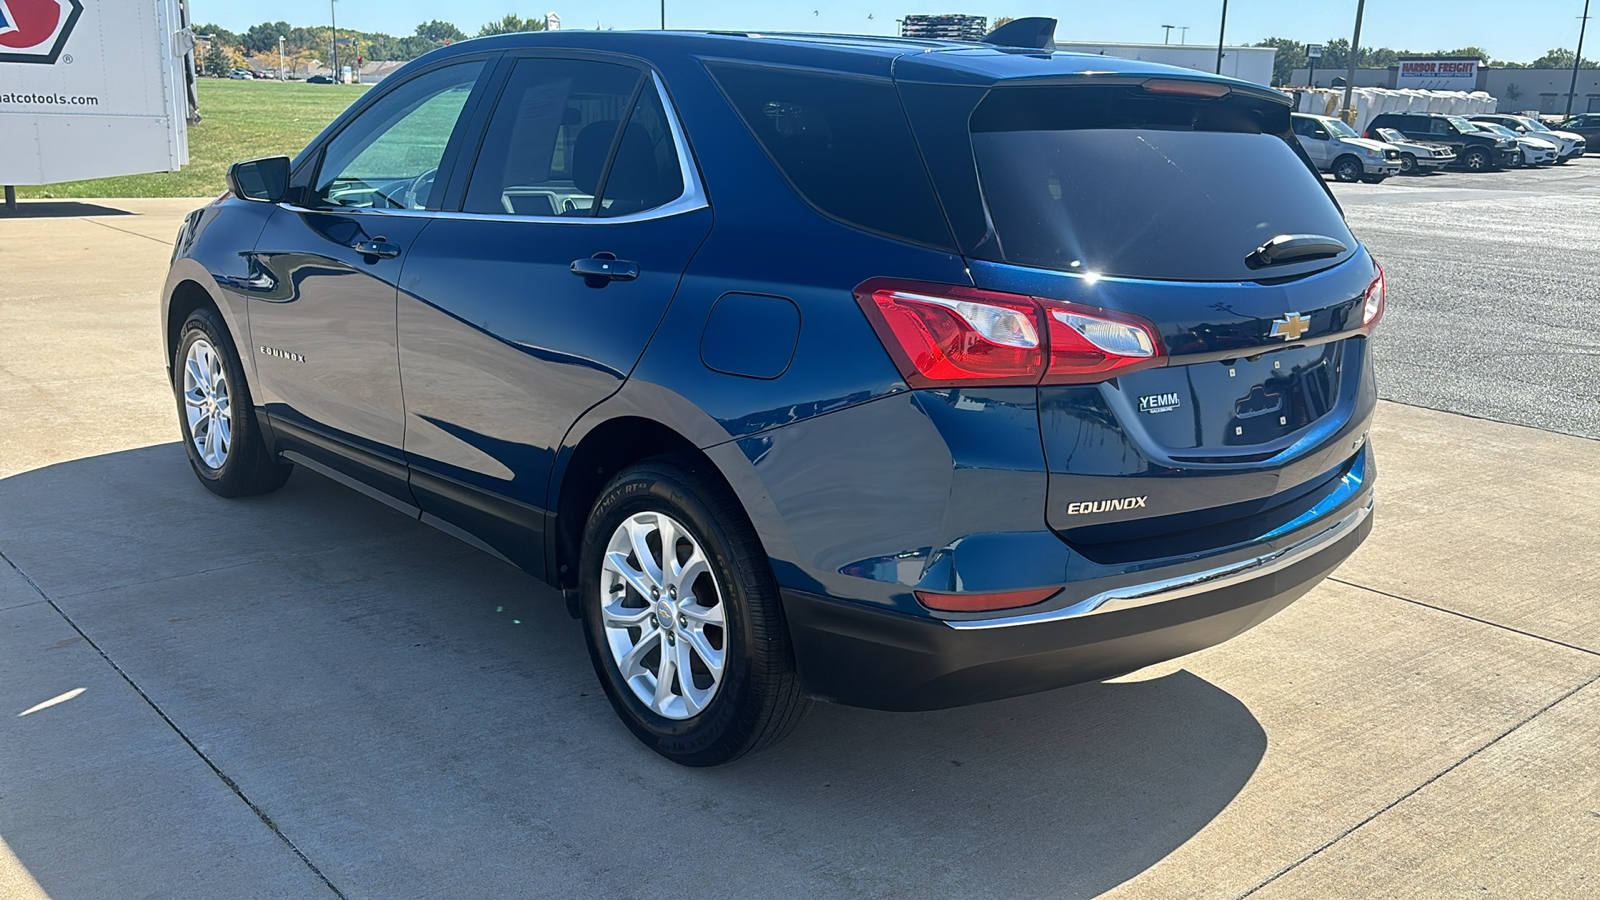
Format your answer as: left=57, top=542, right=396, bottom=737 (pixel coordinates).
left=1215, top=0, right=1228, bottom=74
left=1162, top=24, right=1174, bottom=44
left=1342, top=0, right=1367, bottom=123
left=660, top=0, right=665, bottom=29
left=329, top=0, right=338, bottom=83
left=278, top=35, right=285, bottom=81
left=1180, top=26, right=1190, bottom=44
left=1568, top=0, right=1592, bottom=118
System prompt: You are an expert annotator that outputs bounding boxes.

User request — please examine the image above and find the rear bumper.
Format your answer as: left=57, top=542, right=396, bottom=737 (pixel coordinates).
left=783, top=495, right=1372, bottom=711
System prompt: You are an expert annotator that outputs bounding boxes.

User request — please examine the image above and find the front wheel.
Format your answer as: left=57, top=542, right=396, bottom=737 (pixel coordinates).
left=1462, top=148, right=1491, bottom=171
left=1399, top=154, right=1417, bottom=174
left=1332, top=156, right=1363, bottom=183
left=173, top=308, right=292, bottom=497
left=579, top=458, right=810, bottom=766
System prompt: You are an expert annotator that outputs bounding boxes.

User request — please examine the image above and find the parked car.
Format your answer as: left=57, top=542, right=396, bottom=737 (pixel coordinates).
left=1469, top=114, right=1585, bottom=161
left=1364, top=112, right=1519, bottom=171
left=1371, top=127, right=1456, bottom=174
left=1471, top=122, right=1558, bottom=166
left=228, top=69, right=250, bottom=80
left=164, top=27, right=1380, bottom=765
left=305, top=74, right=334, bottom=84
left=1557, top=113, right=1600, bottom=146
left=1291, top=113, right=1401, bottom=182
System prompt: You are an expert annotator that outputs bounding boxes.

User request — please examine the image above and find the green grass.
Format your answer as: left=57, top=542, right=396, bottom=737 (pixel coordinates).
left=17, top=79, right=369, bottom=199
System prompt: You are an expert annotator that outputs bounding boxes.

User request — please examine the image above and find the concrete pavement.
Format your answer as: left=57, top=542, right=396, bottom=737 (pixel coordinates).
left=1, top=199, right=1597, bottom=898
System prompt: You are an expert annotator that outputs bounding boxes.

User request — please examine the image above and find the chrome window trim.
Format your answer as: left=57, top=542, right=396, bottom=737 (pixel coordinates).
left=945, top=496, right=1372, bottom=631
left=283, top=71, right=706, bottom=226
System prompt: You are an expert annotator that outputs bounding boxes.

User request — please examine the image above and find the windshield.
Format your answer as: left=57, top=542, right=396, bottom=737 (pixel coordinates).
left=1480, top=123, right=1516, bottom=137
left=1326, top=119, right=1358, bottom=138
left=1447, top=116, right=1482, bottom=133
left=1376, top=128, right=1406, bottom=143
left=968, top=84, right=1354, bottom=282
left=1519, top=117, right=1552, bottom=132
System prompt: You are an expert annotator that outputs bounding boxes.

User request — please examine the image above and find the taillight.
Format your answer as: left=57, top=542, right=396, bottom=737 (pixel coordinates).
left=1361, top=266, right=1384, bottom=329
left=854, top=278, right=1164, bottom=388
left=915, top=586, right=1059, bottom=613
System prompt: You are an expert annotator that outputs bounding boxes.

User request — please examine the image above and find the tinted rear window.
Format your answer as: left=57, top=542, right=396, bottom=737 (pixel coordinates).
left=969, top=84, right=1355, bottom=282
left=707, top=63, right=954, bottom=250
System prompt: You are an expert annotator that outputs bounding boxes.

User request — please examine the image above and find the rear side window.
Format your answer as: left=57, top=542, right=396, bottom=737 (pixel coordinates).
left=968, top=83, right=1355, bottom=282
left=707, top=63, right=954, bottom=250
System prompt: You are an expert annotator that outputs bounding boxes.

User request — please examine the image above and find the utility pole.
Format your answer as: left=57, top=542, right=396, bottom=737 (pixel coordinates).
left=1342, top=0, right=1367, bottom=124
left=1162, top=24, right=1174, bottom=44
left=1568, top=0, right=1592, bottom=118
left=660, top=0, right=665, bottom=29
left=1216, top=0, right=1228, bottom=74
left=329, top=0, right=338, bottom=83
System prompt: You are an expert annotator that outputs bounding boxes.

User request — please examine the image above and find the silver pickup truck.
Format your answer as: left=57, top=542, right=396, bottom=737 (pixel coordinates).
left=1371, top=127, right=1457, bottom=174
left=1291, top=113, right=1401, bottom=183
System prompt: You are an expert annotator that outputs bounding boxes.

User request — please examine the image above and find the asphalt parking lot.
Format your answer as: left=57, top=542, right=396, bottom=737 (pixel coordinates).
left=2, top=170, right=1598, bottom=898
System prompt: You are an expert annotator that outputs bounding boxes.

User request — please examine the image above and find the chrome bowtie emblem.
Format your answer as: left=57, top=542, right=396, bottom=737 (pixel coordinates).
left=1270, top=312, right=1311, bottom=341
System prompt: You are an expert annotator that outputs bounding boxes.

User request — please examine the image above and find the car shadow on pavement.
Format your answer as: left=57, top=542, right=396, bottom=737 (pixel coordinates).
left=0, top=201, right=137, bottom=219
left=0, top=443, right=1264, bottom=899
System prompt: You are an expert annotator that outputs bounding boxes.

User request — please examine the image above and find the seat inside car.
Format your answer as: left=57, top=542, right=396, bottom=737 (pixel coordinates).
left=570, top=119, right=672, bottom=216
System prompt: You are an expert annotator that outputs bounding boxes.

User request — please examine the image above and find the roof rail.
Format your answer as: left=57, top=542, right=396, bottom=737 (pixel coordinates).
left=981, top=17, right=1057, bottom=51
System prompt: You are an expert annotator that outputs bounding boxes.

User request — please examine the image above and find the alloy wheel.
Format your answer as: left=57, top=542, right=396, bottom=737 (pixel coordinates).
left=599, top=511, right=727, bottom=720
left=183, top=338, right=232, bottom=469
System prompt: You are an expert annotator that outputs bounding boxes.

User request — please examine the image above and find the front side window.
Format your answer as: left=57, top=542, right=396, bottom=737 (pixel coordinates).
left=313, top=61, right=485, bottom=210
left=462, top=58, right=686, bottom=218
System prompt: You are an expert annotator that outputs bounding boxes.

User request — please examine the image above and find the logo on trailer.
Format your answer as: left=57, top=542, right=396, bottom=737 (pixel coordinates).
left=0, top=0, right=84, bottom=64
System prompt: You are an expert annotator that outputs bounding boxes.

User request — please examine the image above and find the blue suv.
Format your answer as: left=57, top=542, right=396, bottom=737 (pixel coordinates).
left=163, top=23, right=1380, bottom=765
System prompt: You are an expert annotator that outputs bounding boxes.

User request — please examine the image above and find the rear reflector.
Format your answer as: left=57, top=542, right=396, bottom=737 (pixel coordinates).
left=854, top=278, right=1164, bottom=388
left=1362, top=265, right=1385, bottom=329
left=915, top=586, right=1060, bottom=613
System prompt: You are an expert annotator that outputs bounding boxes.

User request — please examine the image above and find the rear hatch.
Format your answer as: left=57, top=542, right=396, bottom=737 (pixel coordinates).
left=898, top=68, right=1380, bottom=560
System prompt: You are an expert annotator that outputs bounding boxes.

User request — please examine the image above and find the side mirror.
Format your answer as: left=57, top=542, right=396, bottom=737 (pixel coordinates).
left=226, top=156, right=291, bottom=203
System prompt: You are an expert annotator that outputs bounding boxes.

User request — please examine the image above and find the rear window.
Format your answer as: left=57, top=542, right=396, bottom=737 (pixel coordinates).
left=707, top=63, right=955, bottom=250
left=969, top=83, right=1355, bottom=282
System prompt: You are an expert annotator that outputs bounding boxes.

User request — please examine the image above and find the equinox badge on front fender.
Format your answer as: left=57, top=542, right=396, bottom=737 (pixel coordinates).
left=1067, top=496, right=1149, bottom=515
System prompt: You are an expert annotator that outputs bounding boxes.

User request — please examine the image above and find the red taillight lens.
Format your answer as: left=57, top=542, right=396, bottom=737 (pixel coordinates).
left=1040, top=301, right=1163, bottom=384
left=1141, top=78, right=1232, bottom=98
left=1362, top=266, right=1385, bottom=329
left=915, top=586, right=1060, bottom=613
left=854, top=278, right=1165, bottom=388
left=857, top=282, right=1044, bottom=384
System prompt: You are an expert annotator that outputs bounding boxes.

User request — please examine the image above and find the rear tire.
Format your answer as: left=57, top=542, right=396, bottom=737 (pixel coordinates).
left=1332, top=156, right=1363, bottom=182
left=173, top=308, right=292, bottom=497
left=579, top=457, right=810, bottom=766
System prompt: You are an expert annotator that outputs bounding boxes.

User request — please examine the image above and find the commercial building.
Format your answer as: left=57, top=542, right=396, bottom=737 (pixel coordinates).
left=900, top=14, right=987, bottom=42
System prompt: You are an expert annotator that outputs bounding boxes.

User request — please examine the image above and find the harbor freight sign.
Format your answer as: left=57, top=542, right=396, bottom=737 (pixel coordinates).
left=1397, top=58, right=1480, bottom=90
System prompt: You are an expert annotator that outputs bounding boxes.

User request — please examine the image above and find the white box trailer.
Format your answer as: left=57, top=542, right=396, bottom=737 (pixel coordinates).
left=0, top=0, right=196, bottom=205
left=1055, top=42, right=1278, bottom=87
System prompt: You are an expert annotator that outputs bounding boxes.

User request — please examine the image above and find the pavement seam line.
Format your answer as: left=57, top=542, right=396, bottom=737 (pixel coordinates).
left=1329, top=576, right=1600, bottom=658
left=0, top=547, right=350, bottom=900
left=1234, top=669, right=1600, bottom=899
left=82, top=216, right=172, bottom=245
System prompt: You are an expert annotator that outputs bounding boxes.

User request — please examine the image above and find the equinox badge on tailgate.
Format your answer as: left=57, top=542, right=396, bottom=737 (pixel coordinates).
left=1067, top=496, right=1149, bottom=515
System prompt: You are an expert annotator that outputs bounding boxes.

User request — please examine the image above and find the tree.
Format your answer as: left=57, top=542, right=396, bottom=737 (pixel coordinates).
left=193, top=22, right=239, bottom=46
left=992, top=16, right=1014, bottom=29
left=202, top=39, right=232, bottom=76
left=1255, top=37, right=1306, bottom=86
left=477, top=15, right=545, bottom=37
left=1528, top=48, right=1597, bottom=69
left=242, top=21, right=292, bottom=54
left=416, top=20, right=467, bottom=43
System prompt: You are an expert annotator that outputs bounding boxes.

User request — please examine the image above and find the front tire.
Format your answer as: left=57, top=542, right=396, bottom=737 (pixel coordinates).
left=1332, top=156, right=1363, bottom=182
left=579, top=458, right=810, bottom=766
left=173, top=308, right=292, bottom=497
left=1462, top=148, right=1491, bottom=171
left=1399, top=153, right=1417, bottom=174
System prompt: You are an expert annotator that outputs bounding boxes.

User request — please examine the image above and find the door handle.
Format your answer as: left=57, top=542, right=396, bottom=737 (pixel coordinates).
left=571, top=254, right=639, bottom=288
left=353, top=237, right=401, bottom=260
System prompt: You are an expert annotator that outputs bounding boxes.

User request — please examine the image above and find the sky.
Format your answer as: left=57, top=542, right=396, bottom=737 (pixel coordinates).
left=196, top=0, right=1595, bottom=66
